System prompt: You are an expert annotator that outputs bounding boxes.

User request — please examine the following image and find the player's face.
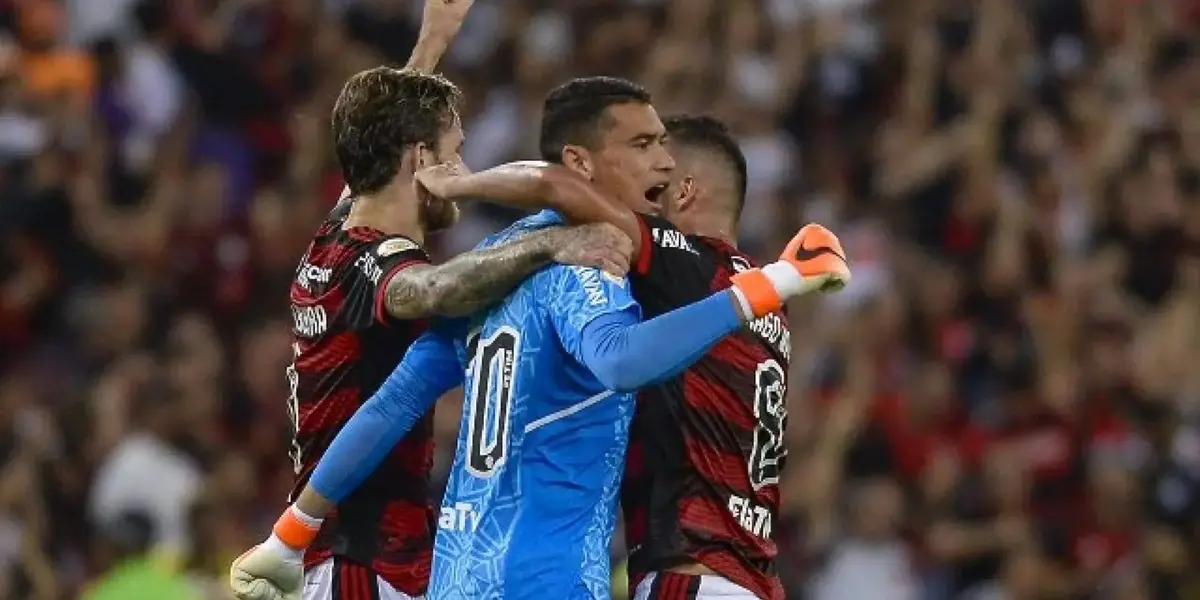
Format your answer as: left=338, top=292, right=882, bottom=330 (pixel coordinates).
left=418, top=115, right=466, bottom=232
left=588, top=102, right=675, bottom=214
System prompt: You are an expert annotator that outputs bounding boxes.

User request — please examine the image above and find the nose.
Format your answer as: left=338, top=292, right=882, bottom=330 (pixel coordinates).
left=655, top=146, right=676, bottom=172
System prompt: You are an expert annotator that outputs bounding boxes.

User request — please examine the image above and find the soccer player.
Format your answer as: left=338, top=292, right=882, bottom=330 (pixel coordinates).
left=621, top=115, right=793, bottom=600
left=235, top=78, right=849, bottom=600
left=229, top=6, right=646, bottom=600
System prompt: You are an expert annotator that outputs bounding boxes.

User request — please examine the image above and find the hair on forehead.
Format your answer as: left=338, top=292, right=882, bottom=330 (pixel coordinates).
left=538, top=76, right=653, bottom=163
left=663, top=114, right=748, bottom=214
left=332, top=66, right=462, bottom=195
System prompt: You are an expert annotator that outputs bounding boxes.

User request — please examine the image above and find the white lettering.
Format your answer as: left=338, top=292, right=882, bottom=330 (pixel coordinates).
left=572, top=266, right=608, bottom=306
left=652, top=228, right=699, bottom=255
left=727, top=494, right=773, bottom=539
left=438, top=501, right=479, bottom=532
left=291, top=305, right=328, bottom=338
left=295, top=263, right=332, bottom=290
left=355, top=254, right=383, bottom=285
left=746, top=312, right=791, bottom=362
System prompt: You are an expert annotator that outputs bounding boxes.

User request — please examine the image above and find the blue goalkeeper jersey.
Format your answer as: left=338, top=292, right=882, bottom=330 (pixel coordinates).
left=430, top=211, right=641, bottom=600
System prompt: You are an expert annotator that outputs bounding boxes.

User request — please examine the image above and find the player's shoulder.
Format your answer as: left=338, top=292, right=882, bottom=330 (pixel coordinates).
left=699, top=236, right=759, bottom=273
left=344, top=228, right=429, bottom=272
left=543, top=264, right=630, bottom=317
left=312, top=220, right=428, bottom=260
left=636, top=212, right=677, bottom=232
left=476, top=210, right=563, bottom=250
left=370, top=235, right=427, bottom=260
left=549, top=263, right=627, bottom=287
left=638, top=214, right=703, bottom=257
left=301, top=226, right=428, bottom=298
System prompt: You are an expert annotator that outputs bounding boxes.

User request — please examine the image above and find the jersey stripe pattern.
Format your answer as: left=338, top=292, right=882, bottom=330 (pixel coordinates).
left=430, top=211, right=640, bottom=600
left=624, top=215, right=789, bottom=600
left=288, top=216, right=436, bottom=595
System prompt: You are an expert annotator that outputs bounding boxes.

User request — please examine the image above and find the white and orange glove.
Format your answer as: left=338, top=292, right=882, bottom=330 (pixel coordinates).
left=229, top=507, right=323, bottom=600
left=729, top=223, right=850, bottom=319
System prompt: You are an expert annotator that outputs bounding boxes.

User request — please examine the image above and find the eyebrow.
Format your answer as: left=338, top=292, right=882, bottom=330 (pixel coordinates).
left=630, top=132, right=666, bottom=144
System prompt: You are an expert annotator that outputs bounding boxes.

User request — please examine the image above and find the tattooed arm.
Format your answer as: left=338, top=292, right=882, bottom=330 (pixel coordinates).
left=382, top=223, right=632, bottom=320
left=416, top=161, right=656, bottom=253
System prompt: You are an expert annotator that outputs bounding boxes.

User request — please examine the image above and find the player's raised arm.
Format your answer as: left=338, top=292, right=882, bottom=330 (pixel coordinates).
left=557, top=224, right=851, bottom=392
left=415, top=161, right=653, bottom=253
left=381, top=222, right=632, bottom=320
left=405, top=0, right=474, bottom=73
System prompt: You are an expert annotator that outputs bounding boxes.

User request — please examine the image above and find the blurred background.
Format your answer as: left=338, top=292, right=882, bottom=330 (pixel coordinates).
left=0, top=0, right=1198, bottom=598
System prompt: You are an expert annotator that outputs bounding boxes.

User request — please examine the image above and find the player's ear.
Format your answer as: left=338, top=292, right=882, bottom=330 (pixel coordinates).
left=675, top=175, right=698, bottom=213
left=412, top=142, right=433, bottom=171
left=561, top=145, right=594, bottom=180
left=399, top=143, right=423, bottom=176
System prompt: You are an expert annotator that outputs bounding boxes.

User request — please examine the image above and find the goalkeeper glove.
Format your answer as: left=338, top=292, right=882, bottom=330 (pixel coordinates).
left=730, top=223, right=850, bottom=318
left=229, top=506, right=322, bottom=600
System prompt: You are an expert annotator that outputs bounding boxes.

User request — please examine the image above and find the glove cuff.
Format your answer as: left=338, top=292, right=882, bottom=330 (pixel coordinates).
left=729, top=268, right=783, bottom=319
left=761, top=261, right=806, bottom=298
left=273, top=506, right=322, bottom=550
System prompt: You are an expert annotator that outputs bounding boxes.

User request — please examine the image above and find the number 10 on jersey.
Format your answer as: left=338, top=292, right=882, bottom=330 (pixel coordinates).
left=464, top=327, right=520, bottom=478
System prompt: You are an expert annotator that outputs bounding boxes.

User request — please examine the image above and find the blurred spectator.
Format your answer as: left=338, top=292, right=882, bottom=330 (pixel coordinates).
left=88, top=369, right=202, bottom=557
left=0, top=0, right=1197, bottom=598
left=809, top=477, right=919, bottom=600
left=16, top=0, right=95, bottom=109
left=80, top=510, right=202, bottom=600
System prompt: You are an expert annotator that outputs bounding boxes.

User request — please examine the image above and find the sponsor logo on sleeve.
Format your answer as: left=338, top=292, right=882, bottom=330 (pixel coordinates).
left=730, top=256, right=752, bottom=273
left=377, top=238, right=419, bottom=257
left=651, top=227, right=699, bottom=255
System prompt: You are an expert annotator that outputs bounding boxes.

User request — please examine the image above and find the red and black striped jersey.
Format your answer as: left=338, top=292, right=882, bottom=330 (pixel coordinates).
left=624, top=214, right=789, bottom=600
left=286, top=215, right=434, bottom=596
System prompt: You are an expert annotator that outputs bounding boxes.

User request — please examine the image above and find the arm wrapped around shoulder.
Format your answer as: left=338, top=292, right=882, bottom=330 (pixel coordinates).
left=579, top=292, right=742, bottom=392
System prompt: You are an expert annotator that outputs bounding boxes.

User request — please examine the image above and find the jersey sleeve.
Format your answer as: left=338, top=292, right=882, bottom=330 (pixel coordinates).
left=631, top=214, right=719, bottom=308
left=308, top=319, right=464, bottom=502
left=366, top=236, right=431, bottom=325
left=546, top=265, right=641, bottom=364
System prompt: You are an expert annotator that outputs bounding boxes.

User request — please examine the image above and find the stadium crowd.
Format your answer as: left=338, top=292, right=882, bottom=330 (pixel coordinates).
left=0, top=0, right=1197, bottom=598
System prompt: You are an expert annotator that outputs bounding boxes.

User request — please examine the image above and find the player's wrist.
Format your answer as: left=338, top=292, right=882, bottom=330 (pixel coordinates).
left=761, top=261, right=807, bottom=298
left=728, top=287, right=754, bottom=321
left=434, top=173, right=475, bottom=200
left=271, top=505, right=323, bottom=551
left=729, top=269, right=783, bottom=319
left=530, top=227, right=566, bottom=260
left=729, top=260, right=814, bottom=319
left=262, top=532, right=306, bottom=563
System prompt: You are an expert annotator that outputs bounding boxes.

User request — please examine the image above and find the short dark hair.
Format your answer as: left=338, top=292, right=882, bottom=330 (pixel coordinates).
left=663, top=115, right=748, bottom=215
left=539, top=77, right=652, bottom=163
left=332, top=67, right=462, bottom=195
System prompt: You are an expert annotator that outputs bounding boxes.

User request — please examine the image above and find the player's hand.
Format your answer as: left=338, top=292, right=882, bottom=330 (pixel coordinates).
left=415, top=160, right=470, bottom=231
left=414, top=159, right=471, bottom=200
left=229, top=541, right=304, bottom=600
left=547, top=223, right=634, bottom=277
left=778, top=223, right=851, bottom=293
left=421, top=0, right=475, bottom=42
left=729, top=223, right=849, bottom=319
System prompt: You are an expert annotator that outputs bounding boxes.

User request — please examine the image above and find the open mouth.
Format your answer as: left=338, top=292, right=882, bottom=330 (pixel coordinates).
left=644, top=183, right=669, bottom=205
